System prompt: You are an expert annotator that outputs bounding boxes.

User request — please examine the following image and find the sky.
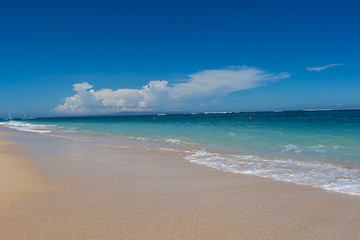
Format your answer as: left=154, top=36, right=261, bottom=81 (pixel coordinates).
left=0, top=0, right=359, bottom=117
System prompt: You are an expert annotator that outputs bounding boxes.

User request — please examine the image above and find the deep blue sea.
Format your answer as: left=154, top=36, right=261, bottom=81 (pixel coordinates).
left=1, top=110, right=360, bottom=195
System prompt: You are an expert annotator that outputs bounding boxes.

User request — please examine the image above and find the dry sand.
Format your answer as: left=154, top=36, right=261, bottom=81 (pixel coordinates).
left=0, top=131, right=50, bottom=236
left=1, top=128, right=360, bottom=239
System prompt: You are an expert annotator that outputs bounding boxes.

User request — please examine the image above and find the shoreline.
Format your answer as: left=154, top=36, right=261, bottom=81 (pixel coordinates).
left=2, top=117, right=360, bottom=196
left=1, top=128, right=360, bottom=239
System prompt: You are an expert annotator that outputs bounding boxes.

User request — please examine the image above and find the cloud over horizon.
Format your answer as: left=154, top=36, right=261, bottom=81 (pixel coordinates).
left=54, top=66, right=290, bottom=114
left=306, top=63, right=344, bottom=72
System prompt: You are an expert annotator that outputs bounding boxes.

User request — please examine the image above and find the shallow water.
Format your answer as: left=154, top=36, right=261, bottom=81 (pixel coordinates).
left=1, top=110, right=360, bottom=195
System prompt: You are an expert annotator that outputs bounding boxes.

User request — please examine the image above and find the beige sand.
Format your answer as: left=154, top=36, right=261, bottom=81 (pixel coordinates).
left=0, top=132, right=50, bottom=235
left=1, top=129, right=360, bottom=239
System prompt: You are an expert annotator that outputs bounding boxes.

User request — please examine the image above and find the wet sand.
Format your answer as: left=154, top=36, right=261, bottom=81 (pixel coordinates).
left=1, top=128, right=360, bottom=239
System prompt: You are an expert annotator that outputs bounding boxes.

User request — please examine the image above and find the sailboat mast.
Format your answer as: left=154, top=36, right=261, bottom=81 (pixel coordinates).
left=6, top=109, right=12, bottom=120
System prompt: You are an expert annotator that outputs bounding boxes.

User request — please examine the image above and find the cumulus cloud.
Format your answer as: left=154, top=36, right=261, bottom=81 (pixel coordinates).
left=54, top=66, right=290, bottom=114
left=306, top=63, right=343, bottom=72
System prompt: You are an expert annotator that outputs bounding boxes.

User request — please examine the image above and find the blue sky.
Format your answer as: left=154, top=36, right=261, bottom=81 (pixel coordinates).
left=1, top=0, right=359, bottom=117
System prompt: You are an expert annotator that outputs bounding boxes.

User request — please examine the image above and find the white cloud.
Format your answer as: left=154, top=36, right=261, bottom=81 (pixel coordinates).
left=306, top=63, right=343, bottom=72
left=54, top=66, right=290, bottom=114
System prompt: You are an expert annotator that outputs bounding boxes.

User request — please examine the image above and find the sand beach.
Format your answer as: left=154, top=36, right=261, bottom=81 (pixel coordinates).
left=1, top=128, right=360, bottom=239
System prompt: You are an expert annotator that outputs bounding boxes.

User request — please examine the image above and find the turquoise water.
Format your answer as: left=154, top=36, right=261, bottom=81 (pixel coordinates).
left=1, top=110, right=360, bottom=195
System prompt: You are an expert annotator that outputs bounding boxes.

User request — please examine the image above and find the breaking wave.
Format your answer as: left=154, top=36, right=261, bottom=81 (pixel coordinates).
left=185, top=150, right=360, bottom=196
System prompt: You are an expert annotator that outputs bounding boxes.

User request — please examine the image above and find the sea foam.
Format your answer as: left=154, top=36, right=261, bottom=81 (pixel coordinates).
left=185, top=150, right=360, bottom=196
left=0, top=121, right=54, bottom=134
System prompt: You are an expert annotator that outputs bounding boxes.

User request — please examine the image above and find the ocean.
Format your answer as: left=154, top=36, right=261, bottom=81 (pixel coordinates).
left=1, top=110, right=360, bottom=195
